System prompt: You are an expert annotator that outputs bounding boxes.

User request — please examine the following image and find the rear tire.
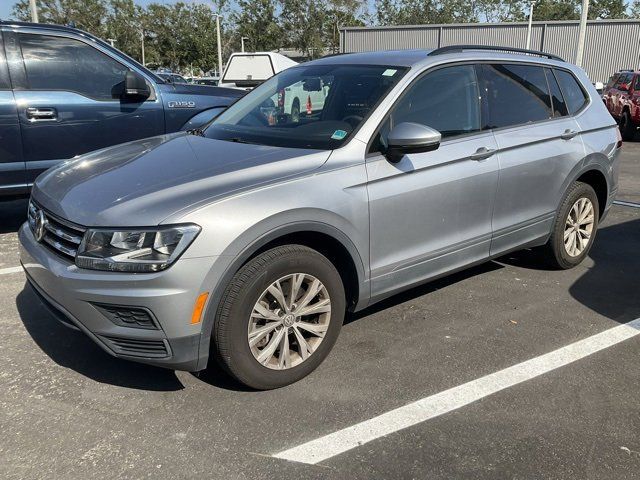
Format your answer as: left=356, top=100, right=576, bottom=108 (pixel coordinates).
left=620, top=110, right=636, bottom=141
left=542, top=181, right=599, bottom=270
left=212, top=245, right=345, bottom=390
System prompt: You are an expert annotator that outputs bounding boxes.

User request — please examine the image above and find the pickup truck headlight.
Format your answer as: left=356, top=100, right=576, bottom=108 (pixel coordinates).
left=76, top=224, right=200, bottom=272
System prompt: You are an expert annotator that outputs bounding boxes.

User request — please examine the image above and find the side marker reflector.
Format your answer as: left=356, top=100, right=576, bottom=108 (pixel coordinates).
left=191, top=292, right=209, bottom=324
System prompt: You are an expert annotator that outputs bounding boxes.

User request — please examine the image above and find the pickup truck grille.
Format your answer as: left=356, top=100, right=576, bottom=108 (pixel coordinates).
left=28, top=201, right=86, bottom=261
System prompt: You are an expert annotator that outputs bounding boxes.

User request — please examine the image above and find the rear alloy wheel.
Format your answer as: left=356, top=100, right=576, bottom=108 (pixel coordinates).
left=212, top=245, right=345, bottom=390
left=543, top=181, right=599, bottom=269
left=620, top=110, right=636, bottom=141
left=563, top=197, right=595, bottom=258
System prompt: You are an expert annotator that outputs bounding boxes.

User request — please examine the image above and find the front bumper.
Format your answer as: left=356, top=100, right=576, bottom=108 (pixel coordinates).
left=19, top=223, right=218, bottom=371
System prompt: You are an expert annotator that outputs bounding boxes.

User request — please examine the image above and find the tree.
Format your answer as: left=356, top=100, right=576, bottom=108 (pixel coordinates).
left=280, top=0, right=327, bottom=58
left=375, top=0, right=476, bottom=25
left=106, top=0, right=144, bottom=61
left=12, top=0, right=108, bottom=36
left=232, top=0, right=283, bottom=52
left=324, top=0, right=367, bottom=53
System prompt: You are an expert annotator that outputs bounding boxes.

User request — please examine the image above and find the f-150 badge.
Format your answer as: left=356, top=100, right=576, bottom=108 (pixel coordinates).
left=168, top=101, right=196, bottom=108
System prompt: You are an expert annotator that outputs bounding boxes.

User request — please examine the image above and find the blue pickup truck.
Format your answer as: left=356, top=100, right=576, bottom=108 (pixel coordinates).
left=0, top=21, right=243, bottom=197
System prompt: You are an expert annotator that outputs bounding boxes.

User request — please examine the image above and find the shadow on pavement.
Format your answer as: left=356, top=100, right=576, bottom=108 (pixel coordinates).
left=16, top=285, right=185, bottom=391
left=346, top=261, right=504, bottom=324
left=0, top=198, right=29, bottom=234
left=568, top=217, right=640, bottom=323
left=499, top=217, right=640, bottom=323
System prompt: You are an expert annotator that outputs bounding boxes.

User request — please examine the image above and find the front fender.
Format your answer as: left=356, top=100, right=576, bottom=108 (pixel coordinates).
left=193, top=218, right=369, bottom=371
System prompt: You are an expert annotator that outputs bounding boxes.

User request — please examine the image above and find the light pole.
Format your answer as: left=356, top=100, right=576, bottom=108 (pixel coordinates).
left=140, top=30, right=146, bottom=66
left=241, top=36, right=249, bottom=53
left=107, top=38, right=116, bottom=47
left=29, top=0, right=39, bottom=22
left=526, top=1, right=535, bottom=50
left=213, top=14, right=223, bottom=77
left=576, top=0, right=590, bottom=66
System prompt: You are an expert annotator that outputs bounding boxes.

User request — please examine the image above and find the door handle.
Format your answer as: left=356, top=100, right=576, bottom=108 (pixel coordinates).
left=26, top=107, right=57, bottom=121
left=560, top=129, right=579, bottom=140
left=469, top=147, right=496, bottom=161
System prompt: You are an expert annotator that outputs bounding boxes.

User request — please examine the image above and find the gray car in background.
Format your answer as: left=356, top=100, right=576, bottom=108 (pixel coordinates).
left=19, top=46, right=621, bottom=390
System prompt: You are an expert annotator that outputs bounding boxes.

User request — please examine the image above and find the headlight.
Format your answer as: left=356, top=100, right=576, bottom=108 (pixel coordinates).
left=76, top=224, right=200, bottom=272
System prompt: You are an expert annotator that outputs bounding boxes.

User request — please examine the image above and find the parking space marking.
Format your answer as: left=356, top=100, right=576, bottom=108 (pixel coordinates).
left=0, top=266, right=23, bottom=276
left=273, top=318, right=640, bottom=465
left=613, top=200, right=640, bottom=209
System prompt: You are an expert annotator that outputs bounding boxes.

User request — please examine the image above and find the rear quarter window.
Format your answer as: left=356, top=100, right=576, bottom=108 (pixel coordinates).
left=553, top=69, right=588, bottom=115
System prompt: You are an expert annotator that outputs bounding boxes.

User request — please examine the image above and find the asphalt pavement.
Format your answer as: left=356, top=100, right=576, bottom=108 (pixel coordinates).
left=0, top=144, right=638, bottom=479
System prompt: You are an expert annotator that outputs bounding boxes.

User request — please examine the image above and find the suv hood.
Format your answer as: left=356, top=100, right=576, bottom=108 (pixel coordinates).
left=32, top=133, right=330, bottom=227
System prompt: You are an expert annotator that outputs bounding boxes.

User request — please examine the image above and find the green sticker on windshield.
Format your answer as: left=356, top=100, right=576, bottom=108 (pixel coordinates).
left=382, top=69, right=397, bottom=77
left=331, top=129, right=348, bottom=140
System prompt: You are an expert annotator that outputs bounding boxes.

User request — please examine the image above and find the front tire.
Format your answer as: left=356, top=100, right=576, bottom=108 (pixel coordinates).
left=212, top=245, right=345, bottom=390
left=620, top=110, right=636, bottom=141
left=543, top=181, right=599, bottom=269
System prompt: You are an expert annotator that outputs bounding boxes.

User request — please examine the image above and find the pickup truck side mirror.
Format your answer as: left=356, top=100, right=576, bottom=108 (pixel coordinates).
left=384, top=122, right=441, bottom=163
left=123, top=71, right=151, bottom=98
left=619, top=83, right=629, bottom=92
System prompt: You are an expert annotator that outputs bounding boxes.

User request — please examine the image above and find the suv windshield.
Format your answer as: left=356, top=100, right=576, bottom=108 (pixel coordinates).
left=205, top=64, right=407, bottom=149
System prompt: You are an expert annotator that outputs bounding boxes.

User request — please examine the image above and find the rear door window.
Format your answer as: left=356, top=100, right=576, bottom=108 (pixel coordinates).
left=482, top=64, right=553, bottom=129
left=553, top=69, right=588, bottom=115
left=634, top=75, right=640, bottom=91
left=18, top=33, right=129, bottom=100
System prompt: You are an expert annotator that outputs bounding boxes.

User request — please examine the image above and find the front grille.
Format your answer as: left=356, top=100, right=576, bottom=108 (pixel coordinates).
left=100, top=335, right=170, bottom=358
left=93, top=304, right=159, bottom=330
left=29, top=201, right=86, bottom=261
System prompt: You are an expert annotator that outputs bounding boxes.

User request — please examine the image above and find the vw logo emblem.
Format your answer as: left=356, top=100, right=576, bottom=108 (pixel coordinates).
left=34, top=209, right=47, bottom=243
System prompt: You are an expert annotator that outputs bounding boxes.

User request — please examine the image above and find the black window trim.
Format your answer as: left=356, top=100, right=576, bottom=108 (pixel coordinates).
left=7, top=28, right=157, bottom=102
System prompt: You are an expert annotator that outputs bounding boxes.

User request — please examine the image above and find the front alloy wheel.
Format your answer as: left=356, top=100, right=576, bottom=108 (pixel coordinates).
left=248, top=273, right=331, bottom=370
left=212, top=245, right=345, bottom=390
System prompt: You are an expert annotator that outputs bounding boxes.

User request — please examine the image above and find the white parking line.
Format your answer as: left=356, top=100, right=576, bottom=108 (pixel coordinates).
left=273, top=318, right=640, bottom=465
left=0, top=266, right=23, bottom=275
left=613, top=200, right=640, bottom=209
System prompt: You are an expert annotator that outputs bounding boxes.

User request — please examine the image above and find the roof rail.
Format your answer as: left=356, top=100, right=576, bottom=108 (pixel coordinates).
left=428, top=45, right=564, bottom=62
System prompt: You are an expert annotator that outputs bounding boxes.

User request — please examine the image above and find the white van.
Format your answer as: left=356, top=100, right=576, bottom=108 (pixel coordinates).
left=218, top=52, right=297, bottom=90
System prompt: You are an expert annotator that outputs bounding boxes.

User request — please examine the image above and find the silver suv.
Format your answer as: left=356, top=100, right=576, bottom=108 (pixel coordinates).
left=19, top=46, right=621, bottom=389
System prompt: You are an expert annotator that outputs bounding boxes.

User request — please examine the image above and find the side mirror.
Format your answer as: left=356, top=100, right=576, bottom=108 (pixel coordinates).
left=124, top=71, right=150, bottom=98
left=619, top=83, right=629, bottom=92
left=303, top=78, right=322, bottom=92
left=385, top=122, right=441, bottom=163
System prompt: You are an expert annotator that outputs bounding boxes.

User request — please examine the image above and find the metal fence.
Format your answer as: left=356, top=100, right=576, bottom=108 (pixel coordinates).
left=339, top=19, right=640, bottom=83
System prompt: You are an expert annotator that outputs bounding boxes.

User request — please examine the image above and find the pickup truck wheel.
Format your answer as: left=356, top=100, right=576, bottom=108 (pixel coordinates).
left=542, top=181, right=599, bottom=270
left=212, top=245, right=345, bottom=390
left=620, top=110, right=636, bottom=141
left=291, top=99, right=300, bottom=123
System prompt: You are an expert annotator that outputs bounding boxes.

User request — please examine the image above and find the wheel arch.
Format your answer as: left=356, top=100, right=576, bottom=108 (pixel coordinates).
left=575, top=168, right=608, bottom=219
left=195, top=221, right=368, bottom=370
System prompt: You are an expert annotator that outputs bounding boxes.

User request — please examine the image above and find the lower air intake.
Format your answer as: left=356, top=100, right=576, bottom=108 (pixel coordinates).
left=100, top=335, right=170, bottom=358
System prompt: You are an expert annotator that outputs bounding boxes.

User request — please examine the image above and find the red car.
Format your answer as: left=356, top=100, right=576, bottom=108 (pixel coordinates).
left=602, top=70, right=640, bottom=140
